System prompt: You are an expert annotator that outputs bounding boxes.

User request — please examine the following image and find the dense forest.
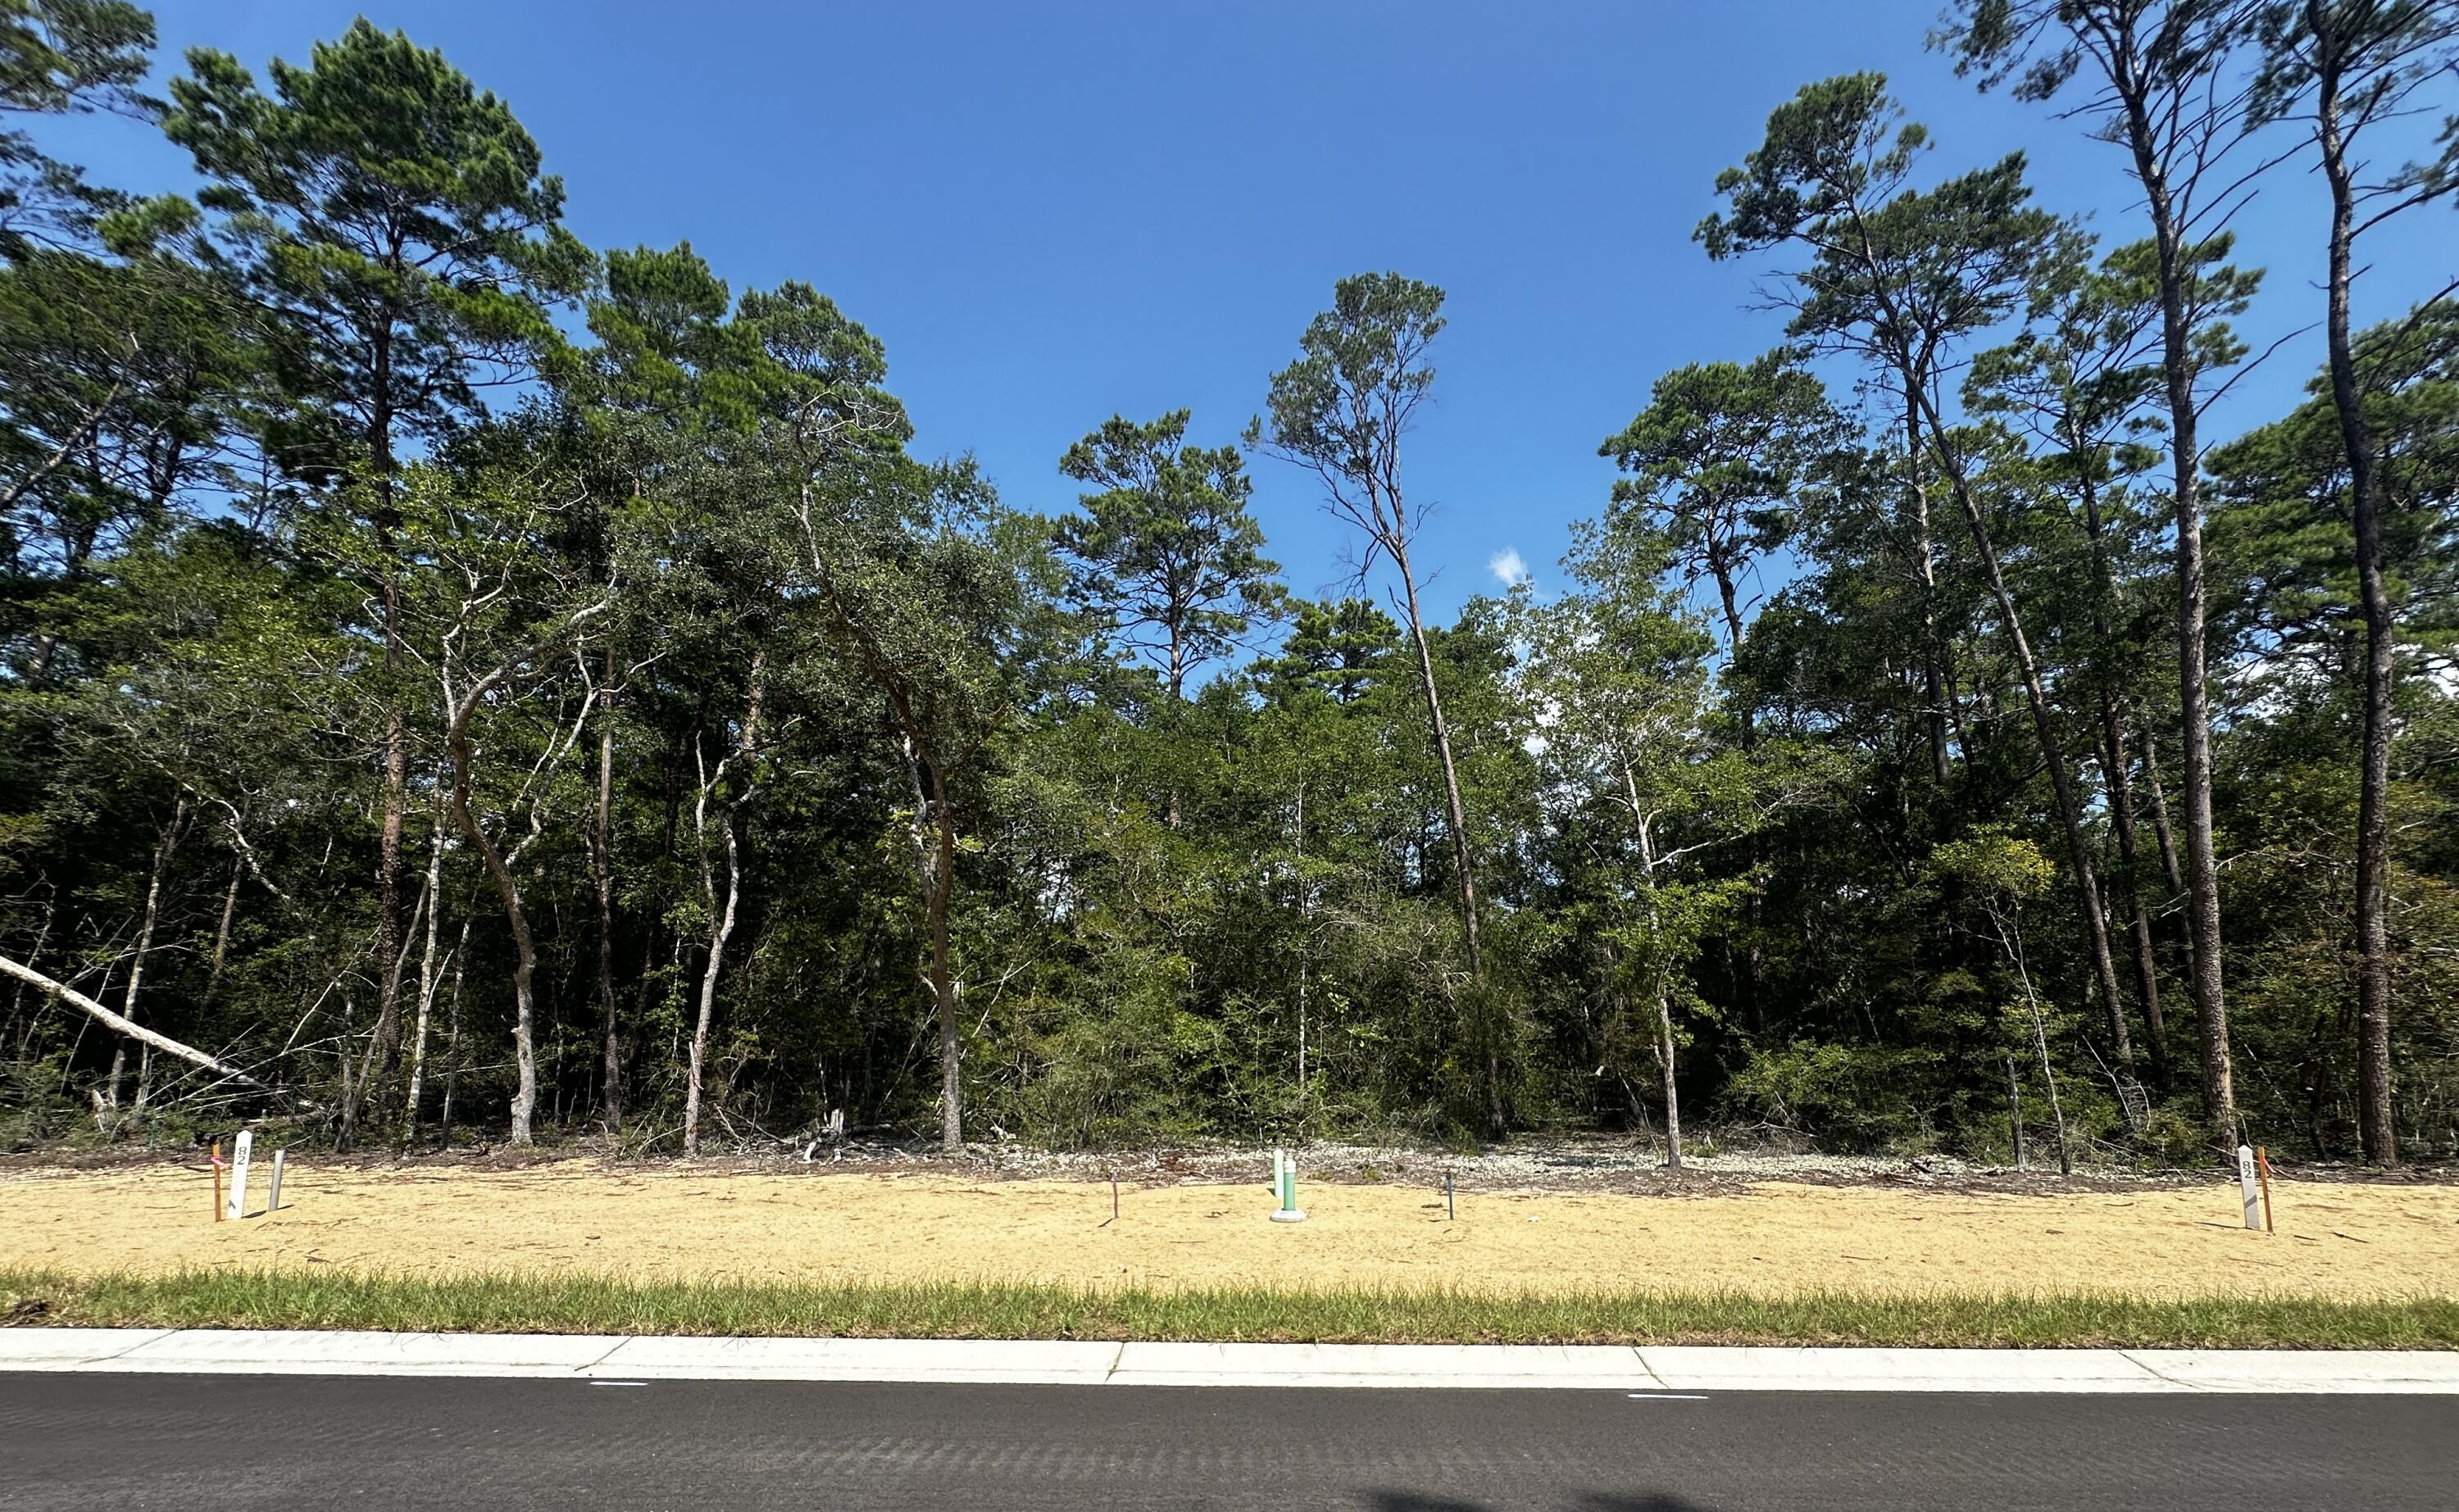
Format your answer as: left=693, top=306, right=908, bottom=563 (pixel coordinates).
left=2, top=2, right=2454, bottom=1167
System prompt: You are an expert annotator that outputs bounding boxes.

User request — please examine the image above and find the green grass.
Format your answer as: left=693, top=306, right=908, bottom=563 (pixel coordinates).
left=4, top=1267, right=2453, bottom=1348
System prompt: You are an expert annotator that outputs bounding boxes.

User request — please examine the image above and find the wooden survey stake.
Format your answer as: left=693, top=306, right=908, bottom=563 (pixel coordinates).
left=210, top=1140, right=223, bottom=1222
left=266, top=1147, right=285, bottom=1214
left=225, top=1128, right=252, bottom=1221
left=2255, top=1146, right=2273, bottom=1234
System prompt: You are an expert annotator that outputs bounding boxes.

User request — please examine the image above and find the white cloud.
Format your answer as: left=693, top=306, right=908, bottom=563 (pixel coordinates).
left=1489, top=547, right=1529, bottom=587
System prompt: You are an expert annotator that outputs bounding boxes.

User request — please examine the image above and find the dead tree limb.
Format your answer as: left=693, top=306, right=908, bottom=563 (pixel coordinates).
left=0, top=951, right=317, bottom=1110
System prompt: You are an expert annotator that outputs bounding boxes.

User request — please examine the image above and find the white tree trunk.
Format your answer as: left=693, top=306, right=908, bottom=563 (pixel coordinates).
left=1657, top=987, right=1682, bottom=1171
left=402, top=818, right=453, bottom=1145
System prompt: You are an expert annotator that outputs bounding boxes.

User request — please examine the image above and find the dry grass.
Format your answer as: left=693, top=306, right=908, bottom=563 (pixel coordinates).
left=3, top=1158, right=2453, bottom=1303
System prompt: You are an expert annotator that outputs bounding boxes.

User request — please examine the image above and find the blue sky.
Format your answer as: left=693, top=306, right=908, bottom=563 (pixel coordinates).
left=50, top=1, right=2459, bottom=629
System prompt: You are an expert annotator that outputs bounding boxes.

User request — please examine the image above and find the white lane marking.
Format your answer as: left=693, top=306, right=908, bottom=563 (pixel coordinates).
left=1628, top=1392, right=1711, bottom=1401
left=590, top=1380, right=651, bottom=1387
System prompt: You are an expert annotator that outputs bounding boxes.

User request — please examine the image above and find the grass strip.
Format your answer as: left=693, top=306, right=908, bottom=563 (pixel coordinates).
left=4, top=1268, right=2454, bottom=1349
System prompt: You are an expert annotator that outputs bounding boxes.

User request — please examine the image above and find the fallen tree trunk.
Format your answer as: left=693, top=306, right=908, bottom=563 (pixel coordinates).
left=0, top=951, right=317, bottom=1110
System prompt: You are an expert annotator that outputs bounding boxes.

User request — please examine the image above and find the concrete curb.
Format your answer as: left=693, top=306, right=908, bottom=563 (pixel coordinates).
left=3, top=1328, right=2456, bottom=1391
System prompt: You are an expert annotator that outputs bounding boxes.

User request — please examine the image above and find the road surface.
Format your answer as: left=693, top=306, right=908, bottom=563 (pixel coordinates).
left=2, top=1372, right=2450, bottom=1510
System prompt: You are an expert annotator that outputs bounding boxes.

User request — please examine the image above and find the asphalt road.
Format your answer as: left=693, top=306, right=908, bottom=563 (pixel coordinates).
left=2, top=1373, right=2452, bottom=1510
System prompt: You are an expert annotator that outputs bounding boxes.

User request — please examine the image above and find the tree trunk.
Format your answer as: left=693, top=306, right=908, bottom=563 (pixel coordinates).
left=105, top=796, right=184, bottom=1131
left=590, top=675, right=624, bottom=1131
left=2120, top=96, right=2234, bottom=1142
left=2076, top=463, right=2166, bottom=1087
left=206, top=849, right=243, bottom=1001
left=2001, top=910, right=2070, bottom=1178
left=1711, top=555, right=1766, bottom=1036
left=402, top=810, right=450, bottom=1146
left=681, top=811, right=740, bottom=1158
left=2033, top=1000, right=2071, bottom=1178
left=1166, top=624, right=1185, bottom=829
left=1712, top=561, right=1754, bottom=757
left=2141, top=717, right=2188, bottom=896
left=440, top=940, right=466, bottom=1139
left=448, top=694, right=540, bottom=1146
left=2006, top=1053, right=2026, bottom=1170
left=2100, top=706, right=2168, bottom=1087
left=684, top=658, right=761, bottom=1159
left=366, top=695, right=407, bottom=1138
left=930, top=766, right=963, bottom=1151
left=357, top=293, right=421, bottom=1145
left=406, top=915, right=466, bottom=1145
left=1920, top=402, right=2134, bottom=1074
left=368, top=326, right=410, bottom=1143
left=1656, top=987, right=1682, bottom=1171
left=1906, top=398, right=1952, bottom=788
left=1627, top=793, right=1683, bottom=1170
left=2314, top=66, right=2398, bottom=1168
left=1390, top=536, right=1501, bottom=1135
left=1294, top=782, right=1310, bottom=1117
left=347, top=858, right=427, bottom=1146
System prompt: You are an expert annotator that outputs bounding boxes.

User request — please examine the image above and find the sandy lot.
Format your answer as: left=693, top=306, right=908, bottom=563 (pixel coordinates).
left=1, top=1160, right=2452, bottom=1299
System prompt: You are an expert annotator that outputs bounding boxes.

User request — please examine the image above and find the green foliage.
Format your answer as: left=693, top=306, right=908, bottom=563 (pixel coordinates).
left=1247, top=271, right=1444, bottom=513
left=163, top=17, right=591, bottom=486
left=1054, top=409, right=1281, bottom=699
left=0, top=0, right=156, bottom=250
left=1727, top=1042, right=1950, bottom=1150
left=2, top=7, right=2455, bottom=1172
left=2210, top=300, right=2459, bottom=670
left=1600, top=350, right=1840, bottom=637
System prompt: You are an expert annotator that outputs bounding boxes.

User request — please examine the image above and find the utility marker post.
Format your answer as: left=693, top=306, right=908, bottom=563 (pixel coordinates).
left=2236, top=1143, right=2261, bottom=1231
left=266, top=1148, right=285, bottom=1214
left=225, top=1129, right=252, bottom=1222
left=2255, top=1146, right=2274, bottom=1234
left=1270, top=1147, right=1307, bottom=1223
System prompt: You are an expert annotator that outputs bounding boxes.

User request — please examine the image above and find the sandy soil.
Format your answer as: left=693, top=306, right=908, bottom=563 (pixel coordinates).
left=2, top=1159, right=2453, bottom=1299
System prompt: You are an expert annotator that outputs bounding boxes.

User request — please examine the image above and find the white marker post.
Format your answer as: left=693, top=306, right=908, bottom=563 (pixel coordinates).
left=225, top=1128, right=252, bottom=1221
left=266, top=1147, right=285, bottom=1214
left=2237, top=1143, right=2261, bottom=1231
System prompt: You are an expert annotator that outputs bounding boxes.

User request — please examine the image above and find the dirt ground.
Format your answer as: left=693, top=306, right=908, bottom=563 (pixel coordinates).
left=2, top=1157, right=2453, bottom=1300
